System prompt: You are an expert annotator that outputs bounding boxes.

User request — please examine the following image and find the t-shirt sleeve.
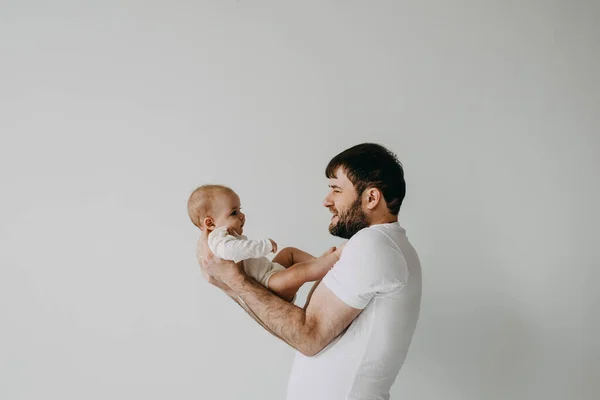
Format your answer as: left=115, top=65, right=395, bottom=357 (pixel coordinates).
left=322, top=229, right=408, bottom=309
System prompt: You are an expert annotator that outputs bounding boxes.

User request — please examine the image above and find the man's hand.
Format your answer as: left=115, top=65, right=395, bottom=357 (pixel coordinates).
left=269, top=238, right=278, bottom=253
left=196, top=229, right=244, bottom=285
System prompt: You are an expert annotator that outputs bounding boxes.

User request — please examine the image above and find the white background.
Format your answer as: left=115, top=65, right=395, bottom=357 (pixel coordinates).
left=1, top=1, right=598, bottom=399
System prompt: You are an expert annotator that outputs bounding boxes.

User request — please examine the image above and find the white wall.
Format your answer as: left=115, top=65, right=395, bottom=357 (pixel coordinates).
left=1, top=1, right=598, bottom=399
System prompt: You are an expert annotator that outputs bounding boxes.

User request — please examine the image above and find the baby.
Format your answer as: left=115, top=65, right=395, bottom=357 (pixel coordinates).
left=187, top=184, right=341, bottom=301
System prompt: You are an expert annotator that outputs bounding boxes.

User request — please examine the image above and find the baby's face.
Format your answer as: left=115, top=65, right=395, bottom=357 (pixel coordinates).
left=213, top=191, right=245, bottom=235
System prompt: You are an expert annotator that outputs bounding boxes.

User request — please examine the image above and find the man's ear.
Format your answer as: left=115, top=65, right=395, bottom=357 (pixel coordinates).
left=364, top=188, right=382, bottom=210
left=203, top=217, right=216, bottom=231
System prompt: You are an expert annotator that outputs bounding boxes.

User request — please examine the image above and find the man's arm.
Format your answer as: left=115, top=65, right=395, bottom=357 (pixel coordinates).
left=303, top=279, right=321, bottom=311
left=198, top=230, right=359, bottom=355
left=208, top=276, right=289, bottom=342
left=224, top=271, right=362, bottom=356
left=198, top=237, right=286, bottom=338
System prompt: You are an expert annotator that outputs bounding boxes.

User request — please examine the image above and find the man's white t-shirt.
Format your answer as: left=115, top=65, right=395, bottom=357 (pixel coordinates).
left=286, top=222, right=422, bottom=400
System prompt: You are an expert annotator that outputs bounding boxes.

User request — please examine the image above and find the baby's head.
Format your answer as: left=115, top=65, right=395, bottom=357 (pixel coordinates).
left=187, top=184, right=245, bottom=234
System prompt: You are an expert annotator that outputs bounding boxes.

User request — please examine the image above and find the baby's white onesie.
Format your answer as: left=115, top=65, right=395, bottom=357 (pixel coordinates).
left=207, top=226, right=286, bottom=288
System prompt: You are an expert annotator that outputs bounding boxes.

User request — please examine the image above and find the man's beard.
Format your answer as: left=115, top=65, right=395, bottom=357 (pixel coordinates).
left=329, top=197, right=370, bottom=239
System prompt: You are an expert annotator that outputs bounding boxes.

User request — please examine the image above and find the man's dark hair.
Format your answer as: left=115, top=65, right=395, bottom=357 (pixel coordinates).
left=326, top=143, right=406, bottom=215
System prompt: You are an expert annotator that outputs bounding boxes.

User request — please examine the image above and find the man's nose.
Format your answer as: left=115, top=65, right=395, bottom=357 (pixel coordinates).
left=323, top=194, right=333, bottom=208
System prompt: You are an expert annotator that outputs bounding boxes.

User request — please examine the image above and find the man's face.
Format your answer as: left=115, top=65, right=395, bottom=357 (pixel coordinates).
left=323, top=168, right=369, bottom=239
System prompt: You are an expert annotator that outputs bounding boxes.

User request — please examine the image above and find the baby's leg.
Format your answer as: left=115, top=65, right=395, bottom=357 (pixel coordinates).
left=266, top=251, right=339, bottom=301
left=272, top=247, right=315, bottom=268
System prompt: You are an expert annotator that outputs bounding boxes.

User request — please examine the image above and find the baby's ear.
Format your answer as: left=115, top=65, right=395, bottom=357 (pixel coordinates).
left=203, top=217, right=215, bottom=230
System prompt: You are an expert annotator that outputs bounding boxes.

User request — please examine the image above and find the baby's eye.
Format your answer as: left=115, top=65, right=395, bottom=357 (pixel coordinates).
left=231, top=211, right=237, bottom=216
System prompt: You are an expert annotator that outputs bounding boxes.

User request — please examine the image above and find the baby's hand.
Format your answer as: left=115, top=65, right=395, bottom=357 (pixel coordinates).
left=226, top=226, right=239, bottom=236
left=269, top=239, right=278, bottom=253
left=334, top=242, right=346, bottom=258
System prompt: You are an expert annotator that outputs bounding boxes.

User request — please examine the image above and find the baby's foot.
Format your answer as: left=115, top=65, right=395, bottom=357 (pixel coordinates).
left=334, top=242, right=346, bottom=259
left=320, top=246, right=337, bottom=257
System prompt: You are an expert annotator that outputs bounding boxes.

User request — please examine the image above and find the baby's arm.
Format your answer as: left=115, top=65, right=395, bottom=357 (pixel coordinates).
left=209, top=228, right=275, bottom=263
left=267, top=249, right=340, bottom=301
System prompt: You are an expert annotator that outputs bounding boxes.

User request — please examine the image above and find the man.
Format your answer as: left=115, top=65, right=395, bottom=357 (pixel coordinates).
left=197, top=143, right=422, bottom=399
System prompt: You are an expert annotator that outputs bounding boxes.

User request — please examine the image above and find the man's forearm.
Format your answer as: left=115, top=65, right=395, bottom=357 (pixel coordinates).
left=230, top=293, right=285, bottom=341
left=212, top=279, right=287, bottom=342
left=226, top=272, right=318, bottom=356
